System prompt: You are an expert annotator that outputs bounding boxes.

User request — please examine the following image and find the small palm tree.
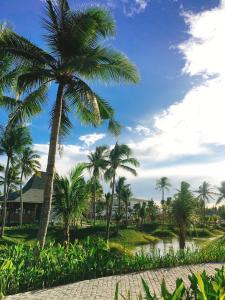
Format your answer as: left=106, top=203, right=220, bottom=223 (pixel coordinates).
left=217, top=181, right=225, bottom=205
left=86, top=178, right=103, bottom=224
left=172, top=182, right=194, bottom=250
left=0, top=125, right=31, bottom=236
left=116, top=176, right=126, bottom=219
left=104, top=143, right=139, bottom=240
left=0, top=0, right=139, bottom=247
left=53, top=164, right=89, bottom=244
left=85, top=146, right=108, bottom=226
left=156, top=177, right=171, bottom=202
left=16, top=147, right=41, bottom=226
left=121, top=184, right=132, bottom=228
left=0, top=164, right=20, bottom=197
left=195, top=181, right=216, bottom=225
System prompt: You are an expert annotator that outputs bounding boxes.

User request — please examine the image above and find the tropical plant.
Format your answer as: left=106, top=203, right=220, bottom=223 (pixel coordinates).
left=0, top=125, right=31, bottom=236
left=0, top=164, right=3, bottom=172
left=86, top=177, right=103, bottom=224
left=217, top=181, right=225, bottom=205
left=195, top=181, right=216, bottom=225
left=104, top=143, right=139, bottom=240
left=156, top=177, right=171, bottom=202
left=121, top=184, right=132, bottom=228
left=0, top=0, right=139, bottom=247
left=15, top=147, right=41, bottom=226
left=85, top=146, right=108, bottom=226
left=172, top=182, right=194, bottom=249
left=53, top=164, right=89, bottom=244
left=0, top=164, right=20, bottom=196
left=146, top=199, right=159, bottom=223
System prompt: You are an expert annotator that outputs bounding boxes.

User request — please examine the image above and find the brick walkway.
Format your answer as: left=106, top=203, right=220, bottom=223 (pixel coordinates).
left=6, top=263, right=224, bottom=300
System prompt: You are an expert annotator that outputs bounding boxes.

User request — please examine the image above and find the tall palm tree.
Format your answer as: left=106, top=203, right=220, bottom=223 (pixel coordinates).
left=195, top=181, right=216, bottom=225
left=0, top=125, right=31, bottom=236
left=16, top=147, right=41, bottom=226
left=53, top=164, right=89, bottom=244
left=217, top=181, right=225, bottom=205
left=85, top=146, right=108, bottom=226
left=86, top=178, right=103, bottom=224
left=156, top=177, right=171, bottom=202
left=104, top=143, right=139, bottom=240
left=121, top=184, right=132, bottom=228
left=172, top=182, right=194, bottom=250
left=0, top=0, right=139, bottom=247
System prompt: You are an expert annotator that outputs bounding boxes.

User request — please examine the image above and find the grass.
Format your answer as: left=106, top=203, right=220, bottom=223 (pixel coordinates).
left=110, top=229, right=158, bottom=249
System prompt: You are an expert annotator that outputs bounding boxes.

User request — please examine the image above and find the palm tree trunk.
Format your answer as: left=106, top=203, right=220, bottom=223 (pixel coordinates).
left=178, top=224, right=186, bottom=250
left=19, top=171, right=24, bottom=226
left=64, top=218, right=70, bottom=245
left=37, top=84, right=64, bottom=248
left=125, top=203, right=128, bottom=228
left=93, top=177, right=96, bottom=226
left=106, top=174, right=115, bottom=241
left=0, top=156, right=10, bottom=237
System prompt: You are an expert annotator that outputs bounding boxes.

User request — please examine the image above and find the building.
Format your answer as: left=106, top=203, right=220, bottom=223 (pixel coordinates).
left=0, top=172, right=46, bottom=225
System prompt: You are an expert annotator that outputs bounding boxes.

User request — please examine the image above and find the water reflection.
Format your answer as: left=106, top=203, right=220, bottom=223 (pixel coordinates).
left=135, top=238, right=203, bottom=256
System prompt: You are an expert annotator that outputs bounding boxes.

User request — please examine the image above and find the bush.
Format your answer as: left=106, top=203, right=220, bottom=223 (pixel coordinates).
left=187, top=228, right=214, bottom=238
left=152, top=228, right=176, bottom=238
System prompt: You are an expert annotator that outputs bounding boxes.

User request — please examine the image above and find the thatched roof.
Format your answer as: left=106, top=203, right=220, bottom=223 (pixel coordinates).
left=0, top=172, right=46, bottom=204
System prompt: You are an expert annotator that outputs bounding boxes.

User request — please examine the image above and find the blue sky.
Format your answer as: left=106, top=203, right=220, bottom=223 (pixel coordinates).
left=1, top=0, right=225, bottom=202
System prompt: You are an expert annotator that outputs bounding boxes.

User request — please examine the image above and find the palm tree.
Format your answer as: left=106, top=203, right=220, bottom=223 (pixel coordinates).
left=0, top=164, right=3, bottom=172
left=156, top=177, right=171, bottom=202
left=121, top=184, right=132, bottom=228
left=0, top=0, right=139, bottom=247
left=104, top=143, right=139, bottom=240
left=53, top=164, right=89, bottom=244
left=217, top=181, right=225, bottom=205
left=85, top=146, right=108, bottom=226
left=195, top=181, right=216, bottom=225
left=0, top=125, right=31, bottom=236
left=16, top=147, right=41, bottom=226
left=86, top=178, right=103, bottom=224
left=172, top=182, right=194, bottom=250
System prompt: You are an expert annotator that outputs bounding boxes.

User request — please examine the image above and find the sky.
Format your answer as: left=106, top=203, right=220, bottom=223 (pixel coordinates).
left=0, top=0, right=225, bottom=202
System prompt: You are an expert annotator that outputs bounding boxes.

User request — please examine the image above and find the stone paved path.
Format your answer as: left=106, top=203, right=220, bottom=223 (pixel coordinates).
left=6, top=263, right=224, bottom=300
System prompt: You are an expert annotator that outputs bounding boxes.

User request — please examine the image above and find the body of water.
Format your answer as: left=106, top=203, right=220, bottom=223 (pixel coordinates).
left=135, top=237, right=207, bottom=255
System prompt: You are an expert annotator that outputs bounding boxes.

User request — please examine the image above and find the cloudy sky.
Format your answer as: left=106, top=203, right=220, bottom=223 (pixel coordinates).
left=0, top=0, right=225, bottom=202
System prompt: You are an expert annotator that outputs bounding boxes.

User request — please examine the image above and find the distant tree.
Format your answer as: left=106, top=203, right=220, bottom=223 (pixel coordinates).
left=53, top=164, right=89, bottom=244
left=172, top=182, right=194, bottom=250
left=121, top=184, right=132, bottom=228
left=16, top=147, right=41, bottom=225
left=86, top=178, right=103, bottom=223
left=195, top=181, right=216, bottom=225
left=140, top=202, right=147, bottom=225
left=104, top=143, right=139, bottom=240
left=217, top=182, right=225, bottom=205
left=133, top=202, right=141, bottom=223
left=0, top=126, right=31, bottom=236
left=0, top=164, right=20, bottom=196
left=146, top=199, right=159, bottom=223
left=105, top=193, right=111, bottom=221
left=156, top=177, right=171, bottom=202
left=85, top=146, right=108, bottom=226
left=116, top=176, right=126, bottom=220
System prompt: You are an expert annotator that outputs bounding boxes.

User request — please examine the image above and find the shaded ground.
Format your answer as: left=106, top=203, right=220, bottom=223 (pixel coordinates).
left=5, top=263, right=224, bottom=300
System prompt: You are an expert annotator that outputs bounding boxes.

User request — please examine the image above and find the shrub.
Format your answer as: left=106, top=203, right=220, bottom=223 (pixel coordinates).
left=152, top=228, right=176, bottom=238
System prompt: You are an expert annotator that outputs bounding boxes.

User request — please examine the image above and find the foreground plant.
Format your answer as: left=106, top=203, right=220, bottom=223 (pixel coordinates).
left=115, top=267, right=225, bottom=300
left=0, top=0, right=139, bottom=247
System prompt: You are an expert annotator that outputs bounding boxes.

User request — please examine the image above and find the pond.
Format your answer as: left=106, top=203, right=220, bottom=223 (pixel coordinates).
left=135, top=237, right=208, bottom=256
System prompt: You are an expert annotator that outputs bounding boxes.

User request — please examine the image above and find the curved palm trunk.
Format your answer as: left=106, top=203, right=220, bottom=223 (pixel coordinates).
left=37, top=84, right=64, bottom=248
left=0, top=156, right=10, bottom=237
left=106, top=174, right=115, bottom=241
left=93, top=177, right=96, bottom=226
left=19, top=171, right=24, bottom=226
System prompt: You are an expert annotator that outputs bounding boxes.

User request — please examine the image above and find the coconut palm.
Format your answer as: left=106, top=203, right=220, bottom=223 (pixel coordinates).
left=104, top=143, right=139, bottom=240
left=0, top=0, right=139, bottom=247
left=85, top=146, right=108, bottom=226
left=195, top=181, right=216, bottom=225
left=16, top=147, right=41, bottom=226
left=0, top=164, right=20, bottom=196
left=53, top=164, right=89, bottom=244
left=172, top=182, right=194, bottom=250
left=0, top=125, right=31, bottom=236
left=217, top=181, right=225, bottom=205
left=156, top=177, right=171, bottom=202
left=86, top=178, right=103, bottom=224
left=121, top=184, right=132, bottom=228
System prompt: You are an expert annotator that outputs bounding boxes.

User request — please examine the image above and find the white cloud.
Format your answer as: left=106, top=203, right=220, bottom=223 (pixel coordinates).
left=126, top=124, right=151, bottom=136
left=79, top=133, right=105, bottom=146
left=122, top=0, right=150, bottom=16
left=128, top=0, right=225, bottom=162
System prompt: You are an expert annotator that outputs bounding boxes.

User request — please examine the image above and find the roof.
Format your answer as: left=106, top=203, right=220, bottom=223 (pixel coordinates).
left=0, top=172, right=46, bottom=204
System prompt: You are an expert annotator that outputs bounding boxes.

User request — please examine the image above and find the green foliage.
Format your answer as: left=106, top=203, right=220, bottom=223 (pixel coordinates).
left=152, top=228, right=176, bottom=238
left=116, top=267, right=225, bottom=299
left=0, top=236, right=225, bottom=297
